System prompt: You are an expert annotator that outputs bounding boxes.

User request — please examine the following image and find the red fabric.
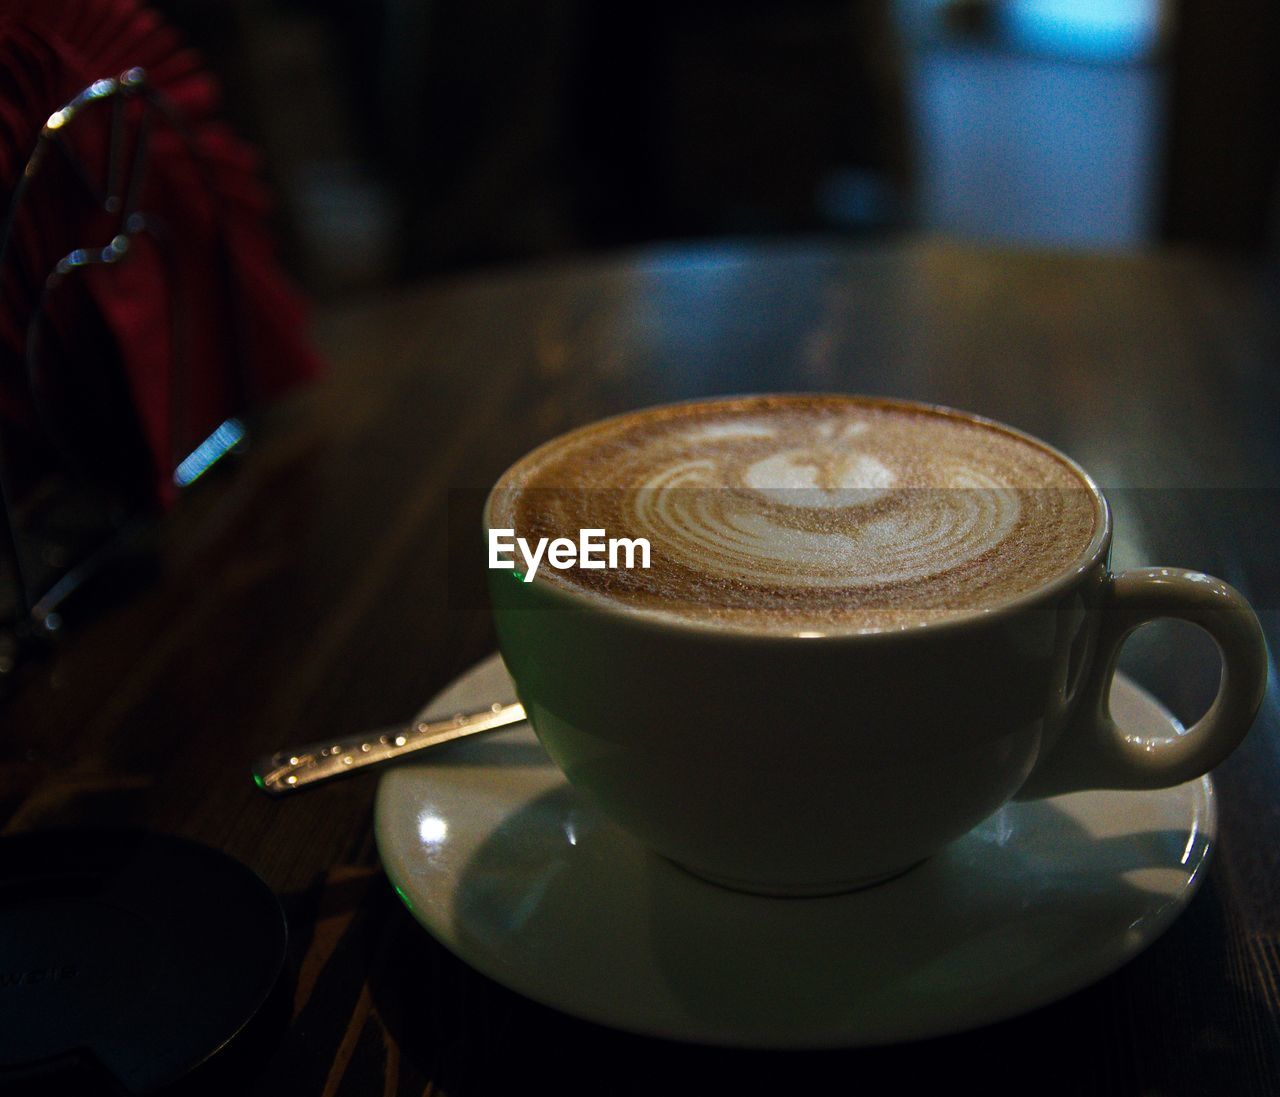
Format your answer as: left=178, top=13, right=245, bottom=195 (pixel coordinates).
left=0, top=0, right=322, bottom=507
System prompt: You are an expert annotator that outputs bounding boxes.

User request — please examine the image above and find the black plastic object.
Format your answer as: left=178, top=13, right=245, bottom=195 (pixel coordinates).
left=0, top=830, right=288, bottom=1094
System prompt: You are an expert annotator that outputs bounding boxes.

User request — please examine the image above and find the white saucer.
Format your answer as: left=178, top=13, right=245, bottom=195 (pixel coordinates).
left=374, top=655, right=1215, bottom=1048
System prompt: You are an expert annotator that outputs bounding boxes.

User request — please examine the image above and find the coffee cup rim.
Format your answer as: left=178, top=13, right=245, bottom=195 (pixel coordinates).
left=484, top=393, right=1112, bottom=641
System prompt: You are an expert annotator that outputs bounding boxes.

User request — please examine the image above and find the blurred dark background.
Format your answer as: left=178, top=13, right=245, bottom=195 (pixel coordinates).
left=128, top=0, right=1280, bottom=293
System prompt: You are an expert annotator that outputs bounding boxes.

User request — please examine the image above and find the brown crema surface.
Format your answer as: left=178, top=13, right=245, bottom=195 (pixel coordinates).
left=487, top=396, right=1100, bottom=632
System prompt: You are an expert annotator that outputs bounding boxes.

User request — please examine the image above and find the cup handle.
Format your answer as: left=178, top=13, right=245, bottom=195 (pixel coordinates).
left=1018, top=568, right=1269, bottom=799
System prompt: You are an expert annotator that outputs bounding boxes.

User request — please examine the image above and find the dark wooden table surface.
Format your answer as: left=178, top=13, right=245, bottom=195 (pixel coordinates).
left=3, top=238, right=1279, bottom=1095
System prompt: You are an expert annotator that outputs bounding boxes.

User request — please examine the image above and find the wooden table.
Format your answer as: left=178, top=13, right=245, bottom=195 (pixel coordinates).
left=4, top=239, right=1278, bottom=1094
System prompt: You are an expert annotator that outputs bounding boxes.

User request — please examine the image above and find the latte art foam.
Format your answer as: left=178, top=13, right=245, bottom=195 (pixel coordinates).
left=488, top=397, right=1100, bottom=632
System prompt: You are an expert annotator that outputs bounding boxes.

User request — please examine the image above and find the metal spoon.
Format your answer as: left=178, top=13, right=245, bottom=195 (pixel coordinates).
left=251, top=701, right=527, bottom=796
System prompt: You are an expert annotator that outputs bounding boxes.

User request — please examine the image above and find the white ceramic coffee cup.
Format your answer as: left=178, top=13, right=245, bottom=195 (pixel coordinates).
left=486, top=399, right=1267, bottom=895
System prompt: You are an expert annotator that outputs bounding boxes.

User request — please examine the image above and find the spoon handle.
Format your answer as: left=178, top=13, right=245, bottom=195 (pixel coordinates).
left=251, top=702, right=527, bottom=795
